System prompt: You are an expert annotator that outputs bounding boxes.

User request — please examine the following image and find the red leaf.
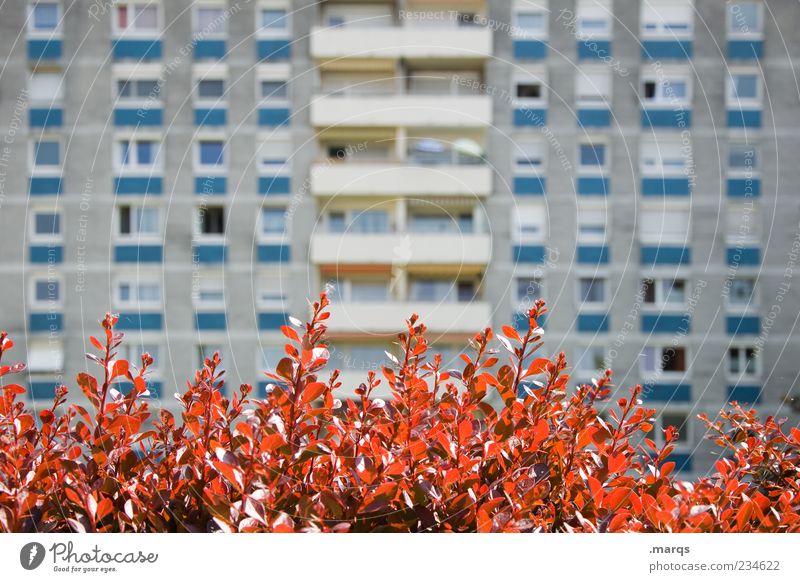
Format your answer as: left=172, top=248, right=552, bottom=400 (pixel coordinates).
left=526, top=357, right=550, bottom=376
left=608, top=453, right=627, bottom=474
left=301, top=382, right=326, bottom=404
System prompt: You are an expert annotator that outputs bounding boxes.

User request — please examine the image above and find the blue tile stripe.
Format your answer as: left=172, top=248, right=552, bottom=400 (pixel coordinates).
left=578, top=39, right=611, bottom=59
left=258, top=244, right=290, bottom=263
left=193, top=244, right=227, bottom=263
left=513, top=108, right=547, bottom=127
left=194, top=108, right=227, bottom=126
left=30, top=108, right=63, bottom=128
left=642, top=40, right=693, bottom=60
left=258, top=108, right=291, bottom=126
left=728, top=39, right=763, bottom=60
left=116, top=312, right=163, bottom=331
left=641, top=313, right=691, bottom=334
left=257, top=39, right=291, bottom=61
left=114, top=176, right=163, bottom=195
left=727, top=384, right=762, bottom=404
left=727, top=315, right=760, bottom=335
left=259, top=312, right=289, bottom=330
left=195, top=312, right=227, bottom=331
left=577, top=245, right=609, bottom=264
left=513, top=40, right=547, bottom=59
left=195, top=176, right=227, bottom=195
left=513, top=176, right=546, bottom=195
left=114, top=245, right=163, bottom=263
left=114, top=108, right=162, bottom=126
left=29, top=313, right=63, bottom=332
left=727, top=178, right=760, bottom=198
left=28, top=39, right=62, bottom=60
left=577, top=176, right=609, bottom=196
left=641, top=246, right=691, bottom=266
left=259, top=176, right=291, bottom=195
left=642, top=383, right=691, bottom=402
left=577, top=108, right=611, bottom=128
left=642, top=177, right=691, bottom=196
left=29, top=177, right=62, bottom=195
left=195, top=39, right=227, bottom=59
left=577, top=313, right=609, bottom=333
left=513, top=245, right=546, bottom=263
left=30, top=245, right=63, bottom=264
left=727, top=247, right=760, bottom=266
left=112, top=39, right=162, bottom=60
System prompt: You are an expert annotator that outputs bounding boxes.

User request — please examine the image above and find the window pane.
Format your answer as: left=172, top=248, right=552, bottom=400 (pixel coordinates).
left=136, top=79, right=158, bottom=98
left=261, top=9, right=287, bottom=30
left=200, top=142, right=224, bottom=165
left=641, top=347, right=657, bottom=372
left=34, top=141, right=60, bottom=166
left=662, top=279, right=686, bottom=304
left=198, top=79, right=225, bottom=99
left=33, top=4, right=59, bottom=31
left=261, top=208, right=286, bottom=233
left=35, top=280, right=59, bottom=302
left=729, top=3, right=759, bottom=33
left=516, top=278, right=542, bottom=302
left=351, top=211, right=389, bottom=233
left=517, top=12, right=545, bottom=33
left=580, top=144, right=605, bottom=166
left=328, top=212, right=346, bottom=233
left=117, top=6, right=128, bottom=29
left=350, top=282, right=389, bottom=302
left=134, top=207, right=159, bottom=234
left=730, top=278, right=755, bottom=303
left=729, top=143, right=757, bottom=169
left=29, top=73, right=63, bottom=101
left=117, top=80, right=132, bottom=98
left=34, top=212, right=60, bottom=235
left=732, top=75, right=758, bottom=99
left=196, top=8, right=225, bottom=33
left=662, top=412, right=689, bottom=443
left=134, top=5, right=158, bottom=30
left=579, top=278, right=605, bottom=303
left=728, top=348, right=741, bottom=374
left=516, top=83, right=541, bottom=99
left=261, top=81, right=288, bottom=99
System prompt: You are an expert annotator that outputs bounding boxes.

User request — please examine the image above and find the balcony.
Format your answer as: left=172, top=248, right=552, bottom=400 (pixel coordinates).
left=325, top=301, right=492, bottom=335
left=310, top=233, right=491, bottom=265
left=310, top=25, right=492, bottom=61
left=311, top=93, right=492, bottom=127
left=311, top=162, right=491, bottom=196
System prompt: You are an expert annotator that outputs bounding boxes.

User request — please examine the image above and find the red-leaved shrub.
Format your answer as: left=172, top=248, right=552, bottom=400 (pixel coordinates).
left=1, top=294, right=799, bottom=532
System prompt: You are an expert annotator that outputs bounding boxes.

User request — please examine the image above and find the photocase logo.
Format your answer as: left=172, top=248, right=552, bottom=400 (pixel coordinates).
left=20, top=542, right=46, bottom=570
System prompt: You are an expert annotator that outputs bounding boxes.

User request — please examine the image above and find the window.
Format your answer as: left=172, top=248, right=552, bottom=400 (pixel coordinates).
left=30, top=276, right=62, bottom=308
left=727, top=277, right=757, bottom=308
left=117, top=78, right=159, bottom=101
left=516, top=81, right=543, bottom=101
left=115, top=278, right=161, bottom=308
left=728, top=2, right=762, bottom=36
left=659, top=411, right=690, bottom=445
left=639, top=209, right=690, bottom=244
left=409, top=213, right=473, bottom=234
left=515, top=11, right=547, bottom=37
left=640, top=140, right=688, bottom=173
left=514, top=205, right=547, bottom=242
left=257, top=345, right=285, bottom=374
left=410, top=279, right=467, bottom=303
left=118, top=343, right=161, bottom=372
left=30, top=2, right=60, bottom=33
left=350, top=282, right=389, bottom=302
left=726, top=204, right=761, bottom=243
left=728, top=347, right=759, bottom=377
left=514, top=140, right=545, bottom=172
left=32, top=139, right=60, bottom=169
left=260, top=207, right=287, bottom=236
left=577, top=208, right=607, bottom=242
left=115, top=2, right=159, bottom=34
left=575, top=345, right=606, bottom=373
left=576, top=70, right=611, bottom=104
left=118, top=205, right=160, bottom=238
left=260, top=8, right=288, bottom=33
left=641, top=1, right=693, bottom=36
left=641, top=278, right=687, bottom=307
left=29, top=72, right=63, bottom=102
left=641, top=346, right=687, bottom=375
left=728, top=72, right=761, bottom=105
left=260, top=80, right=289, bottom=100
left=30, top=210, right=62, bottom=241
left=579, top=143, right=606, bottom=169
left=194, top=274, right=225, bottom=308
left=197, top=140, right=225, bottom=168
left=255, top=279, right=287, bottom=309
left=516, top=277, right=543, bottom=303
left=350, top=211, right=389, bottom=234
left=729, top=142, right=758, bottom=173
left=197, top=206, right=225, bottom=235
left=259, top=135, right=291, bottom=171
left=577, top=0, right=611, bottom=38
left=641, top=75, right=690, bottom=104
left=577, top=277, right=606, bottom=306
left=195, top=6, right=226, bottom=35
left=197, top=79, right=225, bottom=100
left=117, top=139, right=160, bottom=170
left=28, top=340, right=64, bottom=373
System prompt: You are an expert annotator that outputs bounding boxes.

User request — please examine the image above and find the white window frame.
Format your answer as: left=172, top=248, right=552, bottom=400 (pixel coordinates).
left=640, top=139, right=689, bottom=175
left=193, top=2, right=227, bottom=37
left=194, top=204, right=226, bottom=239
left=194, top=137, right=227, bottom=172
left=115, top=203, right=162, bottom=241
left=577, top=140, right=609, bottom=173
left=29, top=207, right=63, bottom=244
left=727, top=69, right=762, bottom=108
left=513, top=203, right=548, bottom=243
left=112, top=1, right=162, bottom=37
left=640, top=1, right=694, bottom=39
left=514, top=74, right=548, bottom=107
left=28, top=71, right=64, bottom=104
left=28, top=2, right=62, bottom=35
left=726, top=203, right=761, bottom=245
left=193, top=272, right=226, bottom=310
left=258, top=131, right=292, bottom=174
left=514, top=138, right=546, bottom=175
left=113, top=276, right=162, bottom=309
left=640, top=72, right=692, bottom=107
left=576, top=275, right=608, bottom=308
left=641, top=277, right=688, bottom=309
left=726, top=276, right=759, bottom=312
left=576, top=0, right=612, bottom=39
left=255, top=277, right=288, bottom=311
left=258, top=206, right=289, bottom=242
left=513, top=8, right=548, bottom=40
left=639, top=345, right=689, bottom=378
left=27, top=340, right=64, bottom=373
left=727, top=345, right=761, bottom=381
left=257, top=3, right=291, bottom=37
left=727, top=2, right=764, bottom=38
left=576, top=205, right=608, bottom=244
left=114, top=136, right=162, bottom=173
left=638, top=206, right=691, bottom=245
left=29, top=273, right=64, bottom=309
left=29, top=136, right=62, bottom=175
left=575, top=68, right=612, bottom=107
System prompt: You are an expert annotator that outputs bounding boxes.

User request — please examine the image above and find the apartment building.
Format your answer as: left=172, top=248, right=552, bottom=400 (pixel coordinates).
left=1, top=0, right=799, bottom=474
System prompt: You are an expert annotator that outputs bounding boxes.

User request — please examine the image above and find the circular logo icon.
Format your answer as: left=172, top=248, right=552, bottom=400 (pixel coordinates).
left=19, top=542, right=46, bottom=570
